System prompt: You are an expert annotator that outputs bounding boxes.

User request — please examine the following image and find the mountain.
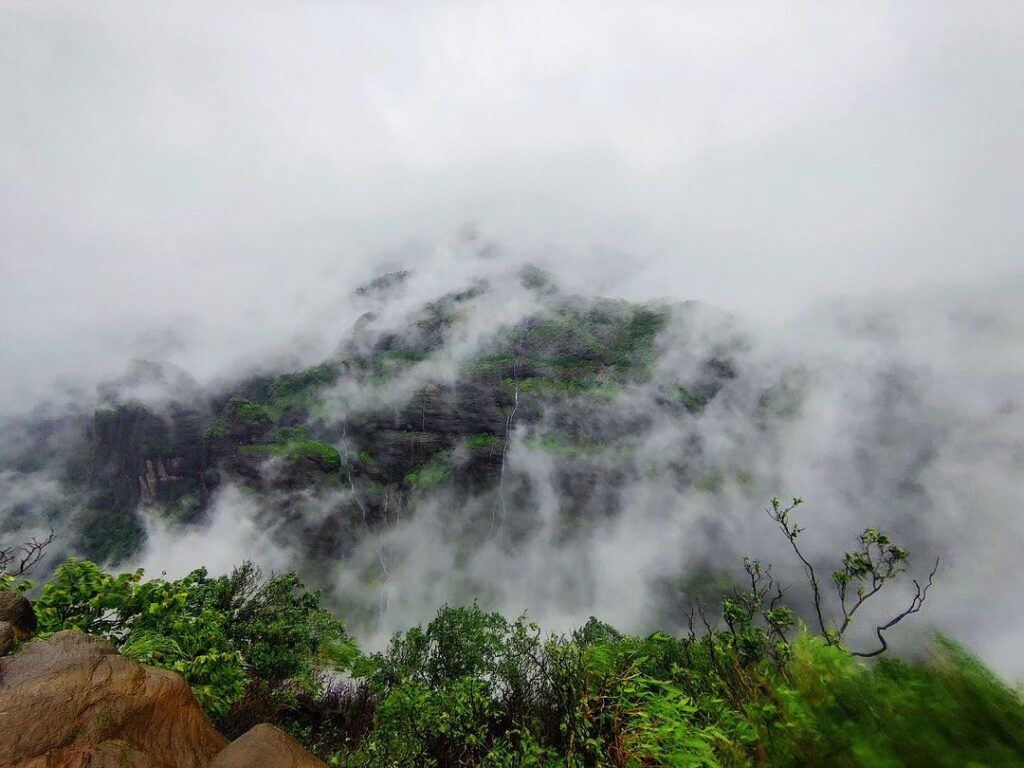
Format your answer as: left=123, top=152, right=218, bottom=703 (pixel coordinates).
left=6, top=264, right=1016, bottom=661
left=1, top=267, right=770, bottom=624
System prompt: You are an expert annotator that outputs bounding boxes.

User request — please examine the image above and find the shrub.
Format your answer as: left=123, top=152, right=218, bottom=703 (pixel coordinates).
left=33, top=559, right=355, bottom=721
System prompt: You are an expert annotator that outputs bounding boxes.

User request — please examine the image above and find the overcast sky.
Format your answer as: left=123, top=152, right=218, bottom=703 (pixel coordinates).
left=2, top=1, right=1022, bottom=411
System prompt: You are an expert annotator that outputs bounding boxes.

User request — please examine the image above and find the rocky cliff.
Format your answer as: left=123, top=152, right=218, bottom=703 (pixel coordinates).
left=0, top=269, right=749, bottom=574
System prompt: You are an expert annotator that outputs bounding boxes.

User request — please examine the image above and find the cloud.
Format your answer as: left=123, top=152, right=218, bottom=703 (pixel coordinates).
left=0, top=1, right=1022, bottom=681
left=2, top=1, right=1022, bottom=414
left=134, top=485, right=294, bottom=578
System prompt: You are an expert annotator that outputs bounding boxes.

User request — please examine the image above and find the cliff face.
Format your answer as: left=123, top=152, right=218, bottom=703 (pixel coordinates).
left=3, top=275, right=743, bottom=566
left=73, top=402, right=208, bottom=561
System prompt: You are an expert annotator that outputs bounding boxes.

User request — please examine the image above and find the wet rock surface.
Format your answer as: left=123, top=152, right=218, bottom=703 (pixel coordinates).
left=209, top=725, right=325, bottom=768
left=0, top=632, right=324, bottom=768
left=0, top=631, right=227, bottom=768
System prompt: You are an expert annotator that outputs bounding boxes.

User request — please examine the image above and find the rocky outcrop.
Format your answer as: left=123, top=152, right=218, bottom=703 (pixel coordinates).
left=0, top=621, right=14, bottom=656
left=0, top=631, right=226, bottom=768
left=0, top=592, right=37, bottom=640
left=13, top=287, right=742, bottom=568
left=0, top=632, right=327, bottom=768
left=209, top=725, right=325, bottom=768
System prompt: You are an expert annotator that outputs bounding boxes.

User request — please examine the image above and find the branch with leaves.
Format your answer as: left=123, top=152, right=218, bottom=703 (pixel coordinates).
left=767, top=497, right=938, bottom=657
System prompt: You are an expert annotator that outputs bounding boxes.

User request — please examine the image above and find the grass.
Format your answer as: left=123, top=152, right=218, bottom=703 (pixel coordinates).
left=466, top=433, right=502, bottom=449
left=508, top=376, right=621, bottom=401
left=241, top=439, right=341, bottom=472
left=404, top=450, right=454, bottom=489
left=521, top=434, right=606, bottom=458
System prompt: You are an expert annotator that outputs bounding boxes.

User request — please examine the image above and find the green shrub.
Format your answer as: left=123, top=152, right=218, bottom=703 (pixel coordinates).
left=224, top=396, right=274, bottom=429
left=22, top=502, right=1023, bottom=767
left=34, top=559, right=248, bottom=716
left=241, top=439, right=341, bottom=472
left=33, top=559, right=355, bottom=721
left=404, top=451, right=453, bottom=489
left=466, top=434, right=502, bottom=449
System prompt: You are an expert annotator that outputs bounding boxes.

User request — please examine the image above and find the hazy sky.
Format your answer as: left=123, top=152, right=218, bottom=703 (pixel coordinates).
left=2, top=1, right=1022, bottom=411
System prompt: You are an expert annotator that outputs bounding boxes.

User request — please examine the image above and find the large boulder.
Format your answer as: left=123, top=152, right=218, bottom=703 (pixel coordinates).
left=0, top=621, right=14, bottom=656
left=0, top=631, right=227, bottom=768
left=209, top=725, right=325, bottom=768
left=0, top=592, right=37, bottom=640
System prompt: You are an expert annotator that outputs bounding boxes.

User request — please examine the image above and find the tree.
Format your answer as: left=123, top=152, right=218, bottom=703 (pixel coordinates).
left=0, top=529, right=54, bottom=592
left=32, top=558, right=355, bottom=720
left=767, top=497, right=939, bottom=657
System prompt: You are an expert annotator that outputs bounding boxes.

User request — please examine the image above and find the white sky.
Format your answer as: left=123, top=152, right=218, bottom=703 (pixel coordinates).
left=1, top=1, right=1022, bottom=410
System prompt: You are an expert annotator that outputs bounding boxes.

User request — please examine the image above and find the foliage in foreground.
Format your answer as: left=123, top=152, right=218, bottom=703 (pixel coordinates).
left=29, top=559, right=355, bottom=719
left=345, top=606, right=1024, bottom=768
left=3, top=501, right=1022, bottom=767
left=7, top=561, right=1021, bottom=767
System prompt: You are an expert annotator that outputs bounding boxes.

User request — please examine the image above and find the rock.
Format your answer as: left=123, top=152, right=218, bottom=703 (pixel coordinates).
left=33, top=740, right=158, bottom=768
left=0, top=621, right=14, bottom=655
left=210, top=724, right=325, bottom=768
left=0, top=591, right=36, bottom=640
left=0, top=631, right=226, bottom=768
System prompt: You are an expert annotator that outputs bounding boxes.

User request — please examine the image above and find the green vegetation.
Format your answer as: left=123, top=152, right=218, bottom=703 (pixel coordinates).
left=466, top=433, right=502, bottom=450
left=521, top=433, right=608, bottom=459
left=354, top=269, right=411, bottom=297
left=677, top=385, right=713, bottom=413
left=220, top=362, right=340, bottom=428
left=78, top=507, right=145, bottom=564
left=6, top=497, right=1021, bottom=766
left=462, top=351, right=515, bottom=378
left=368, top=348, right=430, bottom=378
left=31, top=559, right=354, bottom=720
left=3, top=501, right=1022, bottom=767
left=241, top=438, right=341, bottom=472
left=224, top=396, right=274, bottom=430
left=16, top=563, right=1024, bottom=767
left=461, top=300, right=668, bottom=392
left=268, top=363, right=341, bottom=405
left=509, top=376, right=621, bottom=401
left=93, top=406, right=120, bottom=427
left=404, top=450, right=454, bottom=489
left=204, top=420, right=229, bottom=439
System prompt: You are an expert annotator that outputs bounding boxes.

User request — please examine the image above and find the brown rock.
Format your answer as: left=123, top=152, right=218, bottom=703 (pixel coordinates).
left=26, top=740, right=157, bottom=768
left=0, top=631, right=227, bottom=768
left=0, top=592, right=36, bottom=640
left=209, top=725, right=325, bottom=768
left=0, top=621, right=14, bottom=656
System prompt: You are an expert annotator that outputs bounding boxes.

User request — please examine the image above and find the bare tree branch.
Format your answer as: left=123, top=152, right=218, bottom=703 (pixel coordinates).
left=767, top=498, right=830, bottom=638
left=0, top=529, right=55, bottom=578
left=852, top=558, right=940, bottom=658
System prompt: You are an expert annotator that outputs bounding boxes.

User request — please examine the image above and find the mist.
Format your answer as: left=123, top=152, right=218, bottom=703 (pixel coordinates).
left=2, top=2, right=1023, bottom=681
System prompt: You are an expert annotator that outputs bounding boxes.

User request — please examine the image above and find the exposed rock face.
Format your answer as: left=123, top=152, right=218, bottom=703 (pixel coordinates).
left=0, top=592, right=37, bottom=640
left=209, top=725, right=325, bottom=768
left=0, top=631, right=227, bottom=768
left=0, top=621, right=14, bottom=656
left=5, top=285, right=741, bottom=569
left=32, top=740, right=157, bottom=768
left=0, top=632, right=328, bottom=768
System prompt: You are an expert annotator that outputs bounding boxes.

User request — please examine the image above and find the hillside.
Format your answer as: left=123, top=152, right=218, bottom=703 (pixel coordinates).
left=2, top=268, right=754, bottom=606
